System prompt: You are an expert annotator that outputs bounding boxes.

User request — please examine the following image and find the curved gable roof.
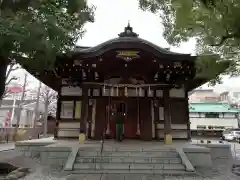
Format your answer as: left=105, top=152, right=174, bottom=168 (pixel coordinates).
left=69, top=24, right=196, bottom=61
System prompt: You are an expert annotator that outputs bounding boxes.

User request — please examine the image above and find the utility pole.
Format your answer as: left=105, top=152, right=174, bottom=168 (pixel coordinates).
left=33, top=81, right=41, bottom=128
left=14, top=73, right=27, bottom=140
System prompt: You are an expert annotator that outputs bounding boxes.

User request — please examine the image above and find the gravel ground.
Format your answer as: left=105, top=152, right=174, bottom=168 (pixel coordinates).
left=0, top=149, right=239, bottom=180
left=0, top=150, right=69, bottom=180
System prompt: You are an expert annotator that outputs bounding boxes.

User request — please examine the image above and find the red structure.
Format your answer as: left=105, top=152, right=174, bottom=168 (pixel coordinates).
left=7, top=85, right=23, bottom=94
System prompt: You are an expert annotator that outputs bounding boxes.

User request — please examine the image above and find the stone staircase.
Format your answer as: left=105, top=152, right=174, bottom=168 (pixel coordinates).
left=70, top=147, right=196, bottom=175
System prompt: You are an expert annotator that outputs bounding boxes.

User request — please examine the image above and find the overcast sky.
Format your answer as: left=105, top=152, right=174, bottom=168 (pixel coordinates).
left=10, top=0, right=240, bottom=92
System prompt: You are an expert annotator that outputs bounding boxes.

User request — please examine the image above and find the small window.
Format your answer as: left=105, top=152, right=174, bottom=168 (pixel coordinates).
left=197, top=125, right=206, bottom=130
left=213, top=126, right=225, bottom=129
left=60, top=101, right=74, bottom=118
left=12, top=124, right=19, bottom=127
left=205, top=112, right=219, bottom=118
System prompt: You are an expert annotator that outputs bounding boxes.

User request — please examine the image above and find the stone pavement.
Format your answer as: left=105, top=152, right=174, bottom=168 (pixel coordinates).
left=1, top=139, right=240, bottom=180
left=65, top=174, right=236, bottom=180
left=0, top=150, right=238, bottom=180
left=0, top=142, right=15, bottom=152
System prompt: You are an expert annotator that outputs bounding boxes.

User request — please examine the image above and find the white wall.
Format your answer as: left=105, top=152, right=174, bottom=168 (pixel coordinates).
left=58, top=122, right=79, bottom=137
left=190, top=118, right=239, bottom=130
left=61, top=87, right=82, bottom=96
left=156, top=124, right=188, bottom=139
left=157, top=130, right=187, bottom=139
left=224, top=113, right=235, bottom=118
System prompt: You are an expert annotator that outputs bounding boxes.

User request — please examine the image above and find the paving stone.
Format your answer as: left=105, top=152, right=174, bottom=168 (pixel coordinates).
left=130, top=164, right=154, bottom=170
left=124, top=174, right=143, bottom=180
left=102, top=152, right=130, bottom=156
left=113, top=148, right=138, bottom=151
left=133, top=157, right=150, bottom=163
left=95, top=157, right=125, bottom=163
left=141, top=175, right=160, bottom=180
left=163, top=164, right=185, bottom=170
left=78, top=151, right=98, bottom=156
left=65, top=174, right=86, bottom=180
left=151, top=158, right=169, bottom=164
left=122, top=157, right=150, bottom=163
left=86, top=174, right=105, bottom=180
left=96, top=163, right=130, bottom=170
left=102, top=174, right=125, bottom=180
left=74, top=163, right=96, bottom=170
left=169, top=159, right=182, bottom=164
left=106, top=157, right=125, bottom=163
left=76, top=157, right=95, bottom=163
left=153, top=164, right=164, bottom=169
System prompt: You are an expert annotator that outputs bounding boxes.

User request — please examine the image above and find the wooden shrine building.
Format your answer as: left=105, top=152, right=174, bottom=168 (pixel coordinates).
left=29, top=24, right=214, bottom=143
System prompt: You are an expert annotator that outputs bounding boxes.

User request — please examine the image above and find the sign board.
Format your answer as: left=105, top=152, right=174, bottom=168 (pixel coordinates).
left=116, top=51, right=140, bottom=61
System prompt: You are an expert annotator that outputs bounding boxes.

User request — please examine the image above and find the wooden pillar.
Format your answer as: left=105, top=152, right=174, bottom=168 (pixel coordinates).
left=79, top=85, right=88, bottom=144
left=94, top=98, right=106, bottom=140
left=139, top=99, right=152, bottom=141
left=136, top=98, right=140, bottom=136
left=163, top=89, right=172, bottom=144
left=87, top=89, right=94, bottom=139
left=87, top=100, right=93, bottom=139
left=153, top=100, right=159, bottom=139
left=186, top=95, right=191, bottom=140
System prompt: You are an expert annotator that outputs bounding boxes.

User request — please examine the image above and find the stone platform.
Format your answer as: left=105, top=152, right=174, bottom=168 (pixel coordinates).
left=14, top=138, right=234, bottom=176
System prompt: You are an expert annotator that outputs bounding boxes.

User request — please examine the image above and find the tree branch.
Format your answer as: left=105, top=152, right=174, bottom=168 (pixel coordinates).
left=208, top=2, right=235, bottom=47
left=5, top=76, right=18, bottom=86
left=10, top=66, right=19, bottom=71
left=5, top=63, right=19, bottom=82
left=6, top=64, right=14, bottom=79
left=210, top=34, right=234, bottom=46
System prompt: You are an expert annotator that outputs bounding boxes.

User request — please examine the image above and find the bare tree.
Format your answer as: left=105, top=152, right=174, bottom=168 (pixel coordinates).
left=39, top=84, right=57, bottom=137
left=2, top=62, right=20, bottom=99
left=13, top=73, right=28, bottom=140
left=33, top=81, right=42, bottom=128
left=0, top=62, right=20, bottom=108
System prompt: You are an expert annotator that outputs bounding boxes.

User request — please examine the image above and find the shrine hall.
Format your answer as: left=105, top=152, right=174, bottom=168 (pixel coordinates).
left=27, top=24, right=220, bottom=144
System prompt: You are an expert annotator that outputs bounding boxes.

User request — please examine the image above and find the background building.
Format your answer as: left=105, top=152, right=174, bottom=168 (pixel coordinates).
left=189, top=102, right=240, bottom=137
left=188, top=89, right=220, bottom=102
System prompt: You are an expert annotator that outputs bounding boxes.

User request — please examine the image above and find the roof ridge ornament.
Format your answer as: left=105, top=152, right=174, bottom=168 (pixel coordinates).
left=118, top=21, right=139, bottom=38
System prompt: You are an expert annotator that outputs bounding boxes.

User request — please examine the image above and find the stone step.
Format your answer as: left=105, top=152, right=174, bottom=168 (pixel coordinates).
left=73, top=163, right=185, bottom=171
left=69, top=169, right=197, bottom=176
left=75, top=156, right=182, bottom=164
left=66, top=173, right=199, bottom=180
left=78, top=147, right=177, bottom=152
left=77, top=151, right=179, bottom=157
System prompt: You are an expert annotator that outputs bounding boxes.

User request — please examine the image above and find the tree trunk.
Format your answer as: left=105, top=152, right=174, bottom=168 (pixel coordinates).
left=43, top=102, right=48, bottom=137
left=33, top=82, right=41, bottom=128
left=0, top=60, right=8, bottom=101
left=13, top=73, right=27, bottom=141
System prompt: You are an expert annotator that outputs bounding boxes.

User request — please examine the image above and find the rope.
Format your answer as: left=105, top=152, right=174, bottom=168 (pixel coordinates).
left=83, top=82, right=171, bottom=88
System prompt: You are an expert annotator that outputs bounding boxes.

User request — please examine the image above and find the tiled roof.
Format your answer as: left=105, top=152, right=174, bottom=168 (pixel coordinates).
left=189, top=102, right=240, bottom=113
